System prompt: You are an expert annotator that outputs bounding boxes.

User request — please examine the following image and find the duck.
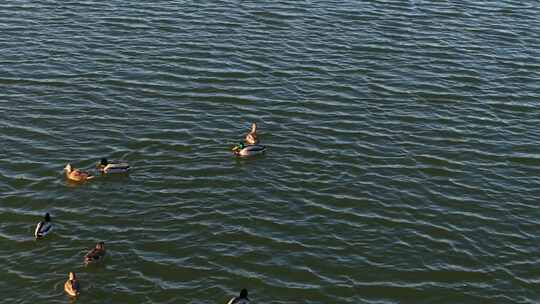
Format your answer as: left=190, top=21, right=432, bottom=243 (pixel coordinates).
left=232, top=142, right=266, bottom=157
left=34, top=212, right=52, bottom=239
left=227, top=288, right=250, bottom=304
left=97, top=158, right=130, bottom=174
left=84, top=241, right=106, bottom=265
left=244, top=122, right=259, bottom=145
left=64, top=163, right=94, bottom=182
left=64, top=272, right=80, bottom=297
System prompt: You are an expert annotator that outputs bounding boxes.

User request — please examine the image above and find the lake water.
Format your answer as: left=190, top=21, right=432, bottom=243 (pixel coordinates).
left=1, top=1, right=539, bottom=303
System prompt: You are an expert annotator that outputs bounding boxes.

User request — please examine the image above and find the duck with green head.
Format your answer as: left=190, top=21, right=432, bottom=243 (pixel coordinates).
left=232, top=142, right=266, bottom=157
left=34, top=212, right=52, bottom=239
left=97, top=158, right=130, bottom=174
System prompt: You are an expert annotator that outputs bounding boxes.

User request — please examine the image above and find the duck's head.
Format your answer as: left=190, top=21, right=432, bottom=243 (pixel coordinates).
left=44, top=213, right=51, bottom=222
left=232, top=142, right=245, bottom=152
left=69, top=272, right=76, bottom=280
left=96, top=241, right=105, bottom=250
left=64, top=163, right=73, bottom=173
left=100, top=158, right=109, bottom=167
left=250, top=122, right=257, bottom=133
left=240, top=288, right=248, bottom=299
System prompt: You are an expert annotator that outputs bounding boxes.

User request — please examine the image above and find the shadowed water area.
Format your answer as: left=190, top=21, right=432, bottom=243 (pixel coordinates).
left=1, top=1, right=539, bottom=303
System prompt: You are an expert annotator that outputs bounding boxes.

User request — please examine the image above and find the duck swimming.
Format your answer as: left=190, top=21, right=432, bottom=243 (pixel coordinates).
left=64, top=272, right=80, bottom=297
left=84, top=241, right=106, bottom=265
left=244, top=122, right=259, bottom=145
left=232, top=142, right=266, bottom=157
left=64, top=163, right=94, bottom=182
left=232, top=122, right=265, bottom=156
left=34, top=212, right=52, bottom=239
left=97, top=158, right=130, bottom=174
left=227, top=288, right=250, bottom=304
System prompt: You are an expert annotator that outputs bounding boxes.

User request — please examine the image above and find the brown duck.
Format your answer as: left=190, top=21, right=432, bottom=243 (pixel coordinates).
left=64, top=272, right=80, bottom=297
left=84, top=241, right=106, bottom=265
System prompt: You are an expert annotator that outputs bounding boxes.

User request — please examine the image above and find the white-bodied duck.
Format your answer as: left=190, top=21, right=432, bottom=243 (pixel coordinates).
left=64, top=163, right=94, bottom=182
left=227, top=289, right=250, bottom=304
left=97, top=158, right=130, bottom=174
left=232, top=142, right=266, bottom=156
left=64, top=272, right=80, bottom=297
left=84, top=241, right=106, bottom=265
left=34, top=212, right=52, bottom=239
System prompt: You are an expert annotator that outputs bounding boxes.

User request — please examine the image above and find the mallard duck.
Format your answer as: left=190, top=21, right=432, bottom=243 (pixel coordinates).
left=84, top=241, right=106, bottom=265
left=64, top=272, right=80, bottom=297
left=97, top=158, right=130, bottom=174
left=34, top=212, right=52, bottom=239
left=244, top=122, right=259, bottom=145
left=64, top=163, right=94, bottom=182
left=232, top=142, right=266, bottom=157
left=227, top=289, right=250, bottom=304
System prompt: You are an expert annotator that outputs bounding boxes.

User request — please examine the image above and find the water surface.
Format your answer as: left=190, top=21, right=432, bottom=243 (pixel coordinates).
left=1, top=1, right=539, bottom=303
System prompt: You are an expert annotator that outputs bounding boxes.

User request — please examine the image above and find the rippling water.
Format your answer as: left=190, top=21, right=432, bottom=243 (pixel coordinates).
left=1, top=1, right=539, bottom=303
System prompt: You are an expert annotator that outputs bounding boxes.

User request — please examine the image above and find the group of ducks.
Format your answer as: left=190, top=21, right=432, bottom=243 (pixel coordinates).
left=63, top=123, right=265, bottom=182
left=35, top=213, right=248, bottom=302
left=64, top=242, right=106, bottom=296
left=64, top=158, right=131, bottom=182
left=232, top=122, right=266, bottom=156
left=34, top=213, right=106, bottom=297
left=34, top=123, right=261, bottom=301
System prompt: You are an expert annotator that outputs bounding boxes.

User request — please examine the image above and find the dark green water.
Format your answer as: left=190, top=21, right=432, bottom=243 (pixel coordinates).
left=1, top=1, right=539, bottom=303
